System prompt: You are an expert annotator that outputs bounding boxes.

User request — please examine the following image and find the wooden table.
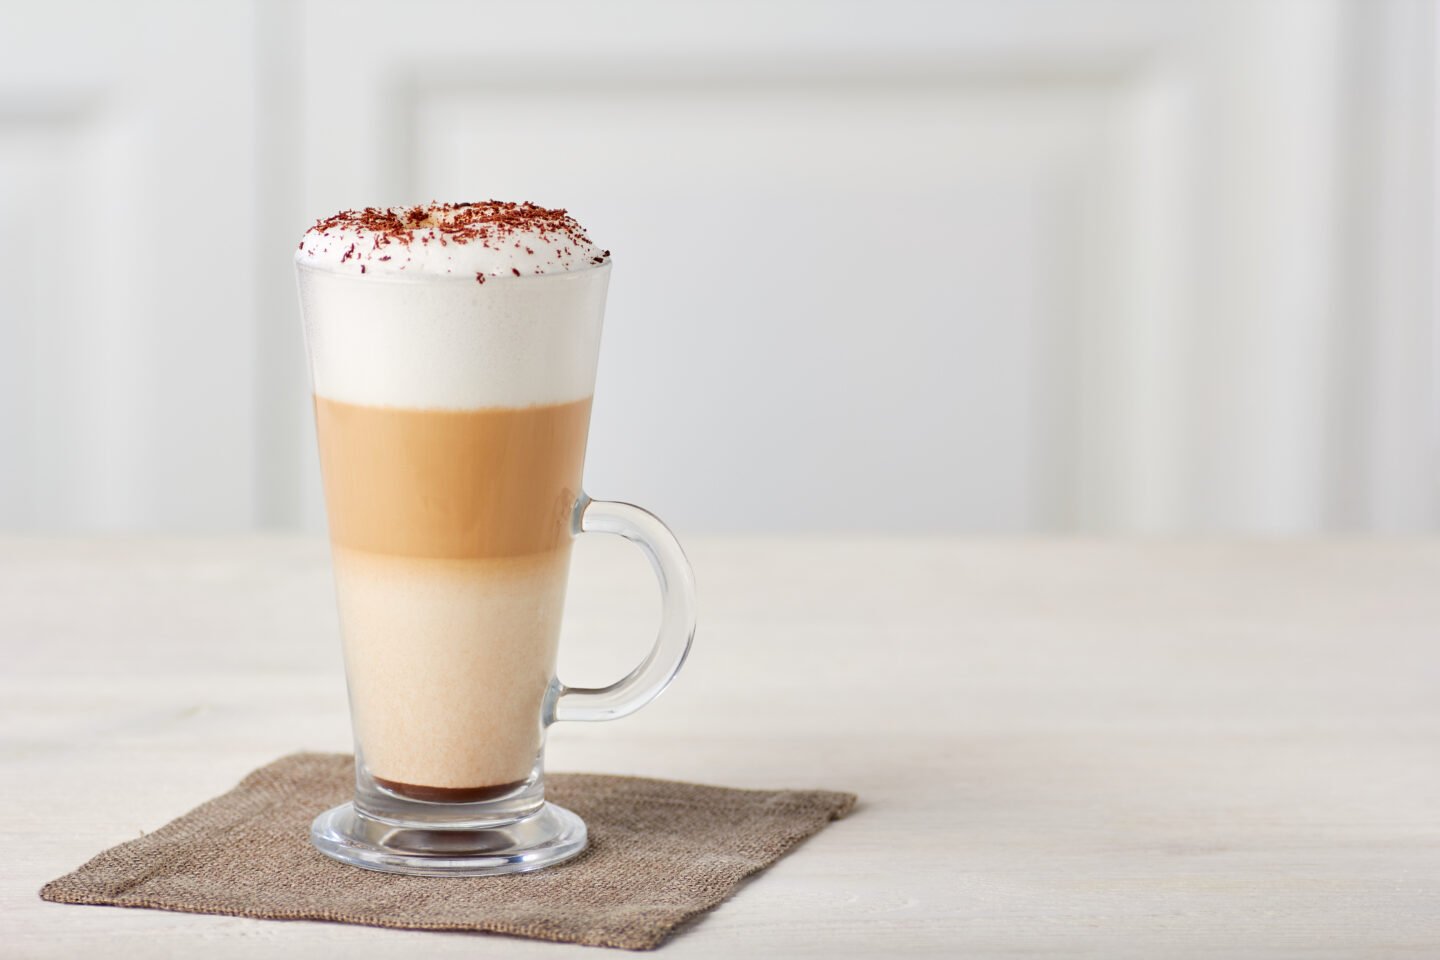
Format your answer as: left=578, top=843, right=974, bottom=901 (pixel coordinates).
left=2, top=538, right=1437, bottom=957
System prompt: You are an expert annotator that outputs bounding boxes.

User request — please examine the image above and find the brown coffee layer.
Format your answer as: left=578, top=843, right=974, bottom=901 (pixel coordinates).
left=373, top=776, right=529, bottom=804
left=314, top=395, right=592, bottom=559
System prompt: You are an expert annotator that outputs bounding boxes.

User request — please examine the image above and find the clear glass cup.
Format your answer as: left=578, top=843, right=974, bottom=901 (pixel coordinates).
left=295, top=258, right=696, bottom=876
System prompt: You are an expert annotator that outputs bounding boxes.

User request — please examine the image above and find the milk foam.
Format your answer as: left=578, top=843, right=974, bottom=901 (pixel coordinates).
left=297, top=260, right=609, bottom=410
left=296, top=202, right=609, bottom=279
left=297, top=202, right=610, bottom=410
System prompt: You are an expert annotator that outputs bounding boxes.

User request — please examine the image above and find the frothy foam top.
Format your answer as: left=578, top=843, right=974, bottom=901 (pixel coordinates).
left=297, top=246, right=609, bottom=409
left=296, top=201, right=610, bottom=279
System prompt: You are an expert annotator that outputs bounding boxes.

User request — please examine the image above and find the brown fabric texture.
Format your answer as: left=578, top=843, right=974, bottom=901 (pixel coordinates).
left=40, top=753, right=856, bottom=950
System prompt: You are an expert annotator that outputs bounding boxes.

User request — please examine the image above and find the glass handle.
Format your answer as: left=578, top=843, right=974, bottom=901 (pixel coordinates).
left=552, top=495, right=697, bottom=723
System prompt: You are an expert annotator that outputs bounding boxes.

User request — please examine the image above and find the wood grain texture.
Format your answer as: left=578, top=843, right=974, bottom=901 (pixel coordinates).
left=2, top=537, right=1438, bottom=957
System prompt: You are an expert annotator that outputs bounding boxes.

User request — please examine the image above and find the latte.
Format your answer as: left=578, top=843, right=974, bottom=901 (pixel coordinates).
left=297, top=202, right=610, bottom=799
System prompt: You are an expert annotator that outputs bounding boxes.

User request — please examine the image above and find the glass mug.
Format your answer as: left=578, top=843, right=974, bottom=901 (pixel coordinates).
left=296, top=257, right=696, bottom=875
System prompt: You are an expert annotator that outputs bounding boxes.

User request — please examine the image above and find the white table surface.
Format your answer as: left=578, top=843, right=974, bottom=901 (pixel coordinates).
left=2, top=537, right=1437, bottom=958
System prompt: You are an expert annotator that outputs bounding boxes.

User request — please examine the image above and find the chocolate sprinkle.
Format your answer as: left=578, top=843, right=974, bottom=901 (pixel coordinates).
left=299, top=201, right=609, bottom=276
left=306, top=201, right=600, bottom=254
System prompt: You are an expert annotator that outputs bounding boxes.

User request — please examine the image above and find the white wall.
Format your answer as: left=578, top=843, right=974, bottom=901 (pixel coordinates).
left=0, top=0, right=1435, bottom=535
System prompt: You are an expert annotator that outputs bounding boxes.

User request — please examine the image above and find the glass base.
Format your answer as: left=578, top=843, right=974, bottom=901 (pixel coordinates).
left=310, top=800, right=587, bottom=876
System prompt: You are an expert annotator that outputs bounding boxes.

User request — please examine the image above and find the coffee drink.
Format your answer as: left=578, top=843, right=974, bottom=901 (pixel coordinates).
left=297, top=203, right=610, bottom=801
left=299, top=202, right=694, bottom=877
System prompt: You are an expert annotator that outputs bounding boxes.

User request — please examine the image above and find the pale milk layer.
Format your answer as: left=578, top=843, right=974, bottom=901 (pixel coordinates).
left=334, top=547, right=570, bottom=790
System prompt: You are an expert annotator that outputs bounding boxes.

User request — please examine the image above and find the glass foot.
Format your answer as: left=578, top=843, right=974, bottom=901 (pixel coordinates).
left=310, top=800, right=587, bottom=876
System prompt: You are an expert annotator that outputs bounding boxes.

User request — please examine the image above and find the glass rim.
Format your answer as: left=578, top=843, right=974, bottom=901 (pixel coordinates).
left=293, top=255, right=612, bottom=286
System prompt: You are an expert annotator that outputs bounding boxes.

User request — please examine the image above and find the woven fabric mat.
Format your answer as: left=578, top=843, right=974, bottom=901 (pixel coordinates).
left=40, top=753, right=856, bottom=950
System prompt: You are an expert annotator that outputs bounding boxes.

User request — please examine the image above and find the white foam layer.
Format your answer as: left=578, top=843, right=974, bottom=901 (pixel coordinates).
left=298, top=263, right=609, bottom=409
left=295, top=202, right=609, bottom=278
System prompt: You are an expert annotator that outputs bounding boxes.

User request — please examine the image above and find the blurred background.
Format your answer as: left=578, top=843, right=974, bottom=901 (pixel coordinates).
left=0, top=0, right=1434, bottom=537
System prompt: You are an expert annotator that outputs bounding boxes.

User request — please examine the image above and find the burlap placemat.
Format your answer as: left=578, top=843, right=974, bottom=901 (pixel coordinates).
left=40, top=752, right=856, bottom=950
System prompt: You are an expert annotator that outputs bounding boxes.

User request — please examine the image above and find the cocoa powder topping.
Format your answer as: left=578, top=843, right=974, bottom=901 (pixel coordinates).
left=305, top=201, right=601, bottom=255
left=299, top=201, right=609, bottom=277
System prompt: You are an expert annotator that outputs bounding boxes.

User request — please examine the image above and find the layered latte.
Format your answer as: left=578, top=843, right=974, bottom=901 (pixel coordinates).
left=297, top=203, right=611, bottom=800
